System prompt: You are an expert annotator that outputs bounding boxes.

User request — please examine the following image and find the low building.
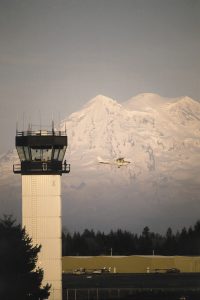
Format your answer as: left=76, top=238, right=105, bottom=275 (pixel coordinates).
left=62, top=255, right=200, bottom=273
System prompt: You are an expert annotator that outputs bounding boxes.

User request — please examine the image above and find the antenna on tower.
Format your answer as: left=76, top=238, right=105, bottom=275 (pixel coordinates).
left=28, top=114, right=32, bottom=132
left=16, top=121, right=18, bottom=134
left=58, top=112, right=61, bottom=127
left=39, top=110, right=42, bottom=131
left=52, top=119, right=55, bottom=135
left=28, top=122, right=31, bottom=132
left=23, top=112, right=25, bottom=131
left=65, top=122, right=67, bottom=134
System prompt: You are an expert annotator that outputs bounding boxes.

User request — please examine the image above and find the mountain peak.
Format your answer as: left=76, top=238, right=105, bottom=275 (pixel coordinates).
left=177, top=96, right=199, bottom=105
left=80, top=95, right=122, bottom=116
left=167, top=96, right=200, bottom=118
left=123, top=93, right=179, bottom=112
left=86, top=94, right=119, bottom=107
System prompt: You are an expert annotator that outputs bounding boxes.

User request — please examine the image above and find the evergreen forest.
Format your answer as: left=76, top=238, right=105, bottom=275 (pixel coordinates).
left=62, top=220, right=200, bottom=256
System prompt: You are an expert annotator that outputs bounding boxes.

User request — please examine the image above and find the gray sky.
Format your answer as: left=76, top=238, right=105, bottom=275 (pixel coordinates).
left=0, top=0, right=200, bottom=154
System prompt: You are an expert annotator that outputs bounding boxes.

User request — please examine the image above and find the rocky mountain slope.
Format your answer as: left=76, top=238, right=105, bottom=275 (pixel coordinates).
left=1, top=93, right=200, bottom=233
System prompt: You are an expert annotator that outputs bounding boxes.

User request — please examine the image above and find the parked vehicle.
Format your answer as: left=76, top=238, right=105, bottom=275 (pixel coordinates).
left=93, top=267, right=111, bottom=274
left=73, top=267, right=111, bottom=275
left=154, top=268, right=180, bottom=274
left=166, top=268, right=180, bottom=273
left=73, top=268, right=86, bottom=275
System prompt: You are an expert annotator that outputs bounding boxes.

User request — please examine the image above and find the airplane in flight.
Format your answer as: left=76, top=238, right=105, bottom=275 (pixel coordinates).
left=97, top=156, right=131, bottom=168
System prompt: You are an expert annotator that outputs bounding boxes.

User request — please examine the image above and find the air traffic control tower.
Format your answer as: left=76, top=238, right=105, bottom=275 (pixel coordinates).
left=13, top=126, right=70, bottom=300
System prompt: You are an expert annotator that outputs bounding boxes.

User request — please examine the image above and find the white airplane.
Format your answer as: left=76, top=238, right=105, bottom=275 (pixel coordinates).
left=97, top=156, right=131, bottom=168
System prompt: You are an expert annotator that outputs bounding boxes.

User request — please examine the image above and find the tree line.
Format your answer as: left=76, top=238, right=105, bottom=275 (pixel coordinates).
left=62, top=220, right=200, bottom=256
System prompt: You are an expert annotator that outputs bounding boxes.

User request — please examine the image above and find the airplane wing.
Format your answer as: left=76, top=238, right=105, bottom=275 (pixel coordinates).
left=97, top=156, right=111, bottom=164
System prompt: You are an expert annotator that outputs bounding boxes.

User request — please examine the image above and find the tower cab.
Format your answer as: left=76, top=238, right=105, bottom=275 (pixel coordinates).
left=13, top=129, right=70, bottom=175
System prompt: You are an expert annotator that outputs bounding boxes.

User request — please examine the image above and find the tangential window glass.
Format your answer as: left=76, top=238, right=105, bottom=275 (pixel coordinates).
left=23, top=146, right=30, bottom=161
left=53, top=149, right=60, bottom=160
left=16, top=146, right=25, bottom=161
left=58, top=146, right=66, bottom=161
left=42, top=149, right=52, bottom=161
left=31, top=148, right=41, bottom=161
left=31, top=148, right=53, bottom=161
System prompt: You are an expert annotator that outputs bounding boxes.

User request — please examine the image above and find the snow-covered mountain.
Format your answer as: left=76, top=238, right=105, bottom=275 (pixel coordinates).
left=1, top=93, right=200, bottom=233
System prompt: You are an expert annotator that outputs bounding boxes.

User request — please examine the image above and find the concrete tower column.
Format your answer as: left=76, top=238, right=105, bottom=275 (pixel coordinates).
left=14, top=128, right=70, bottom=300
left=22, top=175, right=62, bottom=300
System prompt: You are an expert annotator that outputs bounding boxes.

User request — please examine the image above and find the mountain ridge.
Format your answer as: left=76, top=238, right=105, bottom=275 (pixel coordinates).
left=0, top=93, right=200, bottom=233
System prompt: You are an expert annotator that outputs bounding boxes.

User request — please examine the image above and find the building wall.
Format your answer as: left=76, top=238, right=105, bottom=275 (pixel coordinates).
left=22, top=175, right=62, bottom=300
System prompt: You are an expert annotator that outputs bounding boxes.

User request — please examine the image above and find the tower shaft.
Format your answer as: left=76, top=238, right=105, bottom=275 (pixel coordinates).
left=22, top=175, right=62, bottom=300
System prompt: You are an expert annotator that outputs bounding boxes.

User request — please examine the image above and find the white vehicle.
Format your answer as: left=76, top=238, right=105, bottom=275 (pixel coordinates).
left=73, top=268, right=86, bottom=275
left=92, top=267, right=111, bottom=274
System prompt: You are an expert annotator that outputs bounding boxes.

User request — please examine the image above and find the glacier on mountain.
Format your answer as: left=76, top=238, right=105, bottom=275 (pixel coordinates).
left=0, top=93, right=200, bottom=233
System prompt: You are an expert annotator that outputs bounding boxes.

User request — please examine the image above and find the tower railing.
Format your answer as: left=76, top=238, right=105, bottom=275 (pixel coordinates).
left=16, top=130, right=66, bottom=137
left=13, top=162, right=70, bottom=174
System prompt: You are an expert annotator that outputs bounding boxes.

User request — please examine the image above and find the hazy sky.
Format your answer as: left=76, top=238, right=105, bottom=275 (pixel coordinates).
left=0, top=0, right=200, bottom=154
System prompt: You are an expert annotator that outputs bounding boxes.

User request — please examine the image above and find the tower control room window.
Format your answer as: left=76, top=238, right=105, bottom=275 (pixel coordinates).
left=23, top=146, right=30, bottom=161
left=16, top=146, right=25, bottom=161
left=30, top=148, right=52, bottom=161
left=41, top=149, right=52, bottom=161
left=53, top=148, right=60, bottom=160
left=58, top=146, right=66, bottom=161
left=52, top=146, right=66, bottom=161
left=31, top=148, right=41, bottom=161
